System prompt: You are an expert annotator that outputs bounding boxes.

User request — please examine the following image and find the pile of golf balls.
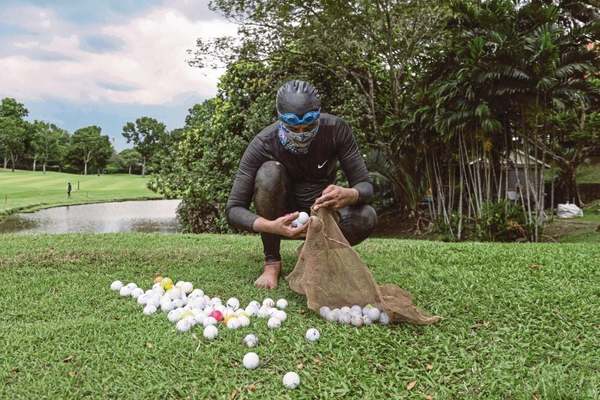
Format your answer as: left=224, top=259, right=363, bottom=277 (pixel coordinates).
left=110, top=275, right=392, bottom=391
left=318, top=304, right=390, bottom=326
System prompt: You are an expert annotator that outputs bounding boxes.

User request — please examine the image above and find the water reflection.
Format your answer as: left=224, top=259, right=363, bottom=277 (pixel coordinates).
left=0, top=199, right=181, bottom=234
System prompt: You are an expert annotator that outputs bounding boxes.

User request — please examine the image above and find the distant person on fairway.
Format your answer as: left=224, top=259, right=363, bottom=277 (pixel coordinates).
left=226, top=80, right=376, bottom=289
left=67, top=182, right=72, bottom=198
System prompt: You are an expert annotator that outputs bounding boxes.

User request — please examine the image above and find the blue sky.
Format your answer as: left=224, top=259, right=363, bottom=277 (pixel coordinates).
left=0, top=0, right=236, bottom=150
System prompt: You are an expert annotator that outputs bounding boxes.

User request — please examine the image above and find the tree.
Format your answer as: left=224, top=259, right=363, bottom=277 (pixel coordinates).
left=122, top=117, right=166, bottom=176
left=119, top=148, right=142, bottom=174
left=30, top=121, right=68, bottom=173
left=69, top=126, right=113, bottom=175
left=0, top=98, right=29, bottom=171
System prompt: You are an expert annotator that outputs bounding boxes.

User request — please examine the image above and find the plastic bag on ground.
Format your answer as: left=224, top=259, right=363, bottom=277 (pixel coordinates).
left=557, top=203, right=583, bottom=219
left=286, top=207, right=440, bottom=325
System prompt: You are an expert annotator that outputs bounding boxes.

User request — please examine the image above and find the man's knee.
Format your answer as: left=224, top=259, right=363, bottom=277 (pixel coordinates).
left=254, top=161, right=289, bottom=219
left=339, top=204, right=377, bottom=246
left=255, top=161, right=287, bottom=192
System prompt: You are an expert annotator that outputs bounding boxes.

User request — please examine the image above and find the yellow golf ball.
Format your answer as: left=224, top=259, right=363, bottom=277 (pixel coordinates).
left=161, top=277, right=174, bottom=290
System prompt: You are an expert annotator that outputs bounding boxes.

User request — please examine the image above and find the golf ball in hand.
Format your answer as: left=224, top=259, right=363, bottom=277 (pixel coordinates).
left=305, top=328, right=320, bottom=342
left=283, top=372, right=300, bottom=389
left=110, top=281, right=123, bottom=291
left=203, top=325, right=218, bottom=340
left=297, top=211, right=309, bottom=225
left=242, top=352, right=260, bottom=369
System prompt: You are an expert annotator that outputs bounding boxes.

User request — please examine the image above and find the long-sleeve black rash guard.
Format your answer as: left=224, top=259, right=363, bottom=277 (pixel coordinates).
left=225, top=113, right=373, bottom=232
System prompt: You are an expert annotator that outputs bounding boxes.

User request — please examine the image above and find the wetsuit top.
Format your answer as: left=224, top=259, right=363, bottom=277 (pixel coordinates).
left=225, top=113, right=373, bottom=232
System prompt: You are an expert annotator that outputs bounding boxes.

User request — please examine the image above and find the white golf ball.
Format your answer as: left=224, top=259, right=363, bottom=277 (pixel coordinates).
left=262, top=298, right=275, bottom=308
left=238, top=315, right=251, bottom=328
left=210, top=297, right=222, bottom=306
left=243, top=334, right=259, bottom=348
left=319, top=306, right=331, bottom=318
left=226, top=318, right=241, bottom=330
left=119, top=286, right=132, bottom=297
left=282, top=372, right=300, bottom=389
left=137, top=294, right=149, bottom=305
left=272, top=310, right=287, bottom=322
left=181, top=282, right=193, bottom=294
left=276, top=299, right=288, bottom=309
left=143, top=304, right=157, bottom=315
left=110, top=281, right=123, bottom=291
left=305, top=328, right=320, bottom=342
left=338, top=311, right=352, bottom=325
left=247, top=300, right=260, bottom=309
left=297, top=211, right=309, bottom=225
left=176, top=318, right=192, bottom=332
left=173, top=299, right=184, bottom=309
left=340, top=306, right=351, bottom=314
left=125, top=282, right=137, bottom=290
left=168, top=287, right=183, bottom=300
left=131, top=288, right=144, bottom=299
left=203, top=325, right=218, bottom=340
left=147, top=295, right=161, bottom=308
left=350, top=315, right=364, bottom=327
left=189, top=289, right=204, bottom=298
left=245, top=305, right=258, bottom=317
left=226, top=298, right=240, bottom=310
left=168, top=309, right=183, bottom=323
left=330, top=309, right=340, bottom=321
left=242, top=352, right=260, bottom=369
left=257, top=306, right=271, bottom=318
left=267, top=317, right=281, bottom=329
left=366, top=307, right=381, bottom=322
left=203, top=317, right=217, bottom=327
left=362, top=315, right=373, bottom=325
left=351, top=305, right=362, bottom=314
left=160, top=299, right=175, bottom=312
left=379, top=312, right=390, bottom=325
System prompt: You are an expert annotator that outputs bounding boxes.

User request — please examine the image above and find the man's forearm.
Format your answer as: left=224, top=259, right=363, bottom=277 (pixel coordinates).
left=252, top=217, right=273, bottom=234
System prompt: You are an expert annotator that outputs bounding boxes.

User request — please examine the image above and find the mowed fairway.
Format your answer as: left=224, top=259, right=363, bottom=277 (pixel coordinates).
left=0, top=234, right=598, bottom=399
left=0, top=169, right=160, bottom=214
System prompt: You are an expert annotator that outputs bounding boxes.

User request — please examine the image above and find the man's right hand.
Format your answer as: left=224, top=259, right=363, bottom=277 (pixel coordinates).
left=253, top=212, right=308, bottom=238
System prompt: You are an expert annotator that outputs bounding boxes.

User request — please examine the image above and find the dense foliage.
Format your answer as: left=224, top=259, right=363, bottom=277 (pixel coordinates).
left=153, top=0, right=598, bottom=239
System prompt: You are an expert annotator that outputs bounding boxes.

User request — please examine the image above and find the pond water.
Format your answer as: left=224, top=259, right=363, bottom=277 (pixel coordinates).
left=0, top=199, right=182, bottom=234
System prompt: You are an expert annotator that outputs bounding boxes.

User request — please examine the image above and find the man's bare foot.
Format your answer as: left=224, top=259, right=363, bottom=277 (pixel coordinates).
left=254, top=260, right=281, bottom=289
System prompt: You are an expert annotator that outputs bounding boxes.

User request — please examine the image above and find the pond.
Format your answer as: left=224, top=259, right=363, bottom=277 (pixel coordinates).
left=0, top=199, right=182, bottom=234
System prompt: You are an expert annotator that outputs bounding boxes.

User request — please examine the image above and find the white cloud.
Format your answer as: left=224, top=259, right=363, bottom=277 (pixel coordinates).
left=0, top=5, right=238, bottom=105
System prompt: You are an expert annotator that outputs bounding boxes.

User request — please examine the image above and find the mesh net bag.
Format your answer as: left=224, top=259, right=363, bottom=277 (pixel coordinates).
left=286, top=207, right=440, bottom=325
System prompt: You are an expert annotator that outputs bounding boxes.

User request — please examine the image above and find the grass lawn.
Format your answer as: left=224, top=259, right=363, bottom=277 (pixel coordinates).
left=1, top=234, right=598, bottom=399
left=0, top=168, right=161, bottom=215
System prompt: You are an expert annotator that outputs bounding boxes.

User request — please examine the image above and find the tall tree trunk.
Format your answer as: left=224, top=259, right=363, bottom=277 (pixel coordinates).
left=142, top=157, right=146, bottom=177
left=10, top=152, right=16, bottom=172
left=43, top=162, right=47, bottom=174
left=128, top=165, right=132, bottom=175
left=84, top=161, right=88, bottom=176
left=32, top=157, right=37, bottom=172
left=2, top=153, right=6, bottom=169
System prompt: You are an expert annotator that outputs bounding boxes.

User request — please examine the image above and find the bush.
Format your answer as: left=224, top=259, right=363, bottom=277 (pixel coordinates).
left=474, top=200, right=531, bottom=242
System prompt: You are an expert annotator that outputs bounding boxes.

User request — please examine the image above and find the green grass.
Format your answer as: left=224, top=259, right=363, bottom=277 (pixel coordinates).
left=1, top=234, right=598, bottom=399
left=578, top=163, right=600, bottom=184
left=0, top=168, right=161, bottom=215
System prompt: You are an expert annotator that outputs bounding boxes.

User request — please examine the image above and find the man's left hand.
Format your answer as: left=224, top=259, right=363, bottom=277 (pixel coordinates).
left=313, top=185, right=359, bottom=211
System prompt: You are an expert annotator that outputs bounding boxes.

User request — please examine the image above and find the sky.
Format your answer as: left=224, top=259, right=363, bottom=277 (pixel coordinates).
left=0, top=0, right=237, bottom=150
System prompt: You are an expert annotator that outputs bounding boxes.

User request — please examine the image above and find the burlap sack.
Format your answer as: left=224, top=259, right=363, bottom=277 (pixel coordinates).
left=286, top=207, right=440, bottom=325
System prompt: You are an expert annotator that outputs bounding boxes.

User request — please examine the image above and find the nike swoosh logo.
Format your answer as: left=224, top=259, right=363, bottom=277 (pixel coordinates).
left=317, top=160, right=328, bottom=169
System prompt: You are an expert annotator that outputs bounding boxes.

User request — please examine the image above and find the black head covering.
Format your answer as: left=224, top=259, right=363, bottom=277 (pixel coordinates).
left=276, top=80, right=321, bottom=116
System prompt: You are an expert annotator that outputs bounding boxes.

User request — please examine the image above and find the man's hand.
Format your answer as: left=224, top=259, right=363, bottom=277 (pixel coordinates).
left=313, top=185, right=359, bottom=211
left=253, top=212, right=308, bottom=238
